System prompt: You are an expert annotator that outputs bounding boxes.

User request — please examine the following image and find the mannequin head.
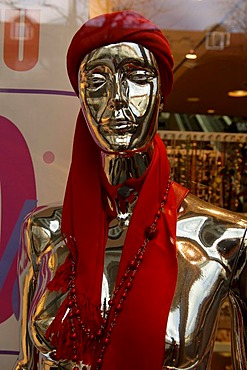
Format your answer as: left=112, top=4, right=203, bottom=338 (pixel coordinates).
left=67, top=10, right=174, bottom=153
left=78, top=42, right=161, bottom=153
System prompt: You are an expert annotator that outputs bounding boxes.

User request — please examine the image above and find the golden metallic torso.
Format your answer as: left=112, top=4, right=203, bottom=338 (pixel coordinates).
left=15, top=190, right=247, bottom=369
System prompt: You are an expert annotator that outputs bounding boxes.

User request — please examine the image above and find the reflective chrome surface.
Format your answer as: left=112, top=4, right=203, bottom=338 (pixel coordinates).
left=114, top=186, right=138, bottom=229
left=101, top=142, right=154, bottom=186
left=13, top=191, right=247, bottom=369
left=78, top=42, right=161, bottom=153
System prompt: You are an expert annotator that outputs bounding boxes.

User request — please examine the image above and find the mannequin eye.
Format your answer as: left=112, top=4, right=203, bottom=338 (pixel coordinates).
left=127, top=70, right=156, bottom=84
left=86, top=73, right=107, bottom=90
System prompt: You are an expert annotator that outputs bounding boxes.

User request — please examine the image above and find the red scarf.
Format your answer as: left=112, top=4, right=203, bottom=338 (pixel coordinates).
left=46, top=11, right=179, bottom=370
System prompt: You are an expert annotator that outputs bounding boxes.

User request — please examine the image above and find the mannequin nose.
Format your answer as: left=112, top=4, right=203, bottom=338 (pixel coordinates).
left=109, top=75, right=128, bottom=110
left=111, top=96, right=126, bottom=110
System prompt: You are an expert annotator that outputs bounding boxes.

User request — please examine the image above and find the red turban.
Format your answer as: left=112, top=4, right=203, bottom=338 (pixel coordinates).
left=46, top=11, right=182, bottom=370
left=67, top=10, right=174, bottom=101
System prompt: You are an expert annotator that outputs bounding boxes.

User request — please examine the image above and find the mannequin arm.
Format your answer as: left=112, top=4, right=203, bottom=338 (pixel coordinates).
left=13, top=218, right=38, bottom=370
left=13, top=205, right=63, bottom=370
left=229, top=228, right=247, bottom=370
left=229, top=291, right=247, bottom=369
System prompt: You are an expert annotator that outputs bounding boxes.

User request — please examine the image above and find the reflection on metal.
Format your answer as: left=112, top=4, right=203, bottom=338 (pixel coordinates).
left=100, top=144, right=154, bottom=186
left=78, top=42, right=160, bottom=153
left=14, top=191, right=247, bottom=369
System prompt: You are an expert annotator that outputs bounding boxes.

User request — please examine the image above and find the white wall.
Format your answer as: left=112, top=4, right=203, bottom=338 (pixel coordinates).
left=0, top=2, right=88, bottom=368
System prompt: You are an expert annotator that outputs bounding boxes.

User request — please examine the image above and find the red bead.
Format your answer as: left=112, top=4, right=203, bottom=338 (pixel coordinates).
left=50, top=351, right=57, bottom=360
left=71, top=332, right=77, bottom=339
left=104, top=337, right=110, bottom=344
left=108, top=299, right=113, bottom=306
left=145, top=226, right=158, bottom=240
left=97, top=358, right=103, bottom=364
left=72, top=354, right=78, bottom=361
left=73, top=367, right=79, bottom=370
left=97, top=329, right=103, bottom=336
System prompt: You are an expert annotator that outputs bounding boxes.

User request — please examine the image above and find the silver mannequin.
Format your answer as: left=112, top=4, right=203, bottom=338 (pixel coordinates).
left=14, top=43, right=247, bottom=370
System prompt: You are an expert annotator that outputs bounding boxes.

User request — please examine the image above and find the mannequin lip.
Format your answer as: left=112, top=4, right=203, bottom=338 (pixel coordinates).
left=100, top=120, right=138, bottom=133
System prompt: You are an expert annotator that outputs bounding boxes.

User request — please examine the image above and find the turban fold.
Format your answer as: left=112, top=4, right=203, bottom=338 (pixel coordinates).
left=46, top=11, right=184, bottom=370
left=67, top=10, right=174, bottom=100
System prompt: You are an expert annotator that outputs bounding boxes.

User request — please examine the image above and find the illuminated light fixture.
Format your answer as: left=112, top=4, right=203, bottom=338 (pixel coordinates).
left=185, top=50, right=197, bottom=60
left=187, top=97, right=200, bottom=102
left=228, top=90, right=247, bottom=97
left=207, top=109, right=215, bottom=114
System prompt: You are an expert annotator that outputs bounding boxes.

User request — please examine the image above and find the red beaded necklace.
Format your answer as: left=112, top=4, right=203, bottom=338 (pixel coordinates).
left=68, top=178, right=171, bottom=370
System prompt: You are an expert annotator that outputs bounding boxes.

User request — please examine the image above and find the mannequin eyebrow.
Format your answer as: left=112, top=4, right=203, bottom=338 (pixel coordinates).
left=84, top=58, right=155, bottom=73
left=120, top=59, right=156, bottom=71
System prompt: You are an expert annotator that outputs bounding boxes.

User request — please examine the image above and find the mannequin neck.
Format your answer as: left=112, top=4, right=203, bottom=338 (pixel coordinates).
left=100, top=142, right=155, bottom=229
left=100, top=142, right=155, bottom=187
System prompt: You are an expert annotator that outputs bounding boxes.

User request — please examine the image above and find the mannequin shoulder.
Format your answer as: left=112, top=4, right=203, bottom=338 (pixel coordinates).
left=26, top=203, right=63, bottom=224
left=180, top=192, right=247, bottom=227
left=23, top=203, right=63, bottom=256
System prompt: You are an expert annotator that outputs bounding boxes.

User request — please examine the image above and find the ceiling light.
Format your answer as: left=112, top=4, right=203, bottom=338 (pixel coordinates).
left=228, top=90, right=247, bottom=97
left=187, top=97, right=200, bottom=102
left=207, top=109, right=215, bottom=114
left=185, top=50, right=197, bottom=60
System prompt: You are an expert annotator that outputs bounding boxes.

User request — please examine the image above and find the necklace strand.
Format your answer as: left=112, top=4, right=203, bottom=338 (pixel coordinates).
left=69, top=178, right=171, bottom=370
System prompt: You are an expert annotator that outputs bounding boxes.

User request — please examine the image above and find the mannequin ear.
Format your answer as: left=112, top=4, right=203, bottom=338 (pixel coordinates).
left=159, top=95, right=164, bottom=112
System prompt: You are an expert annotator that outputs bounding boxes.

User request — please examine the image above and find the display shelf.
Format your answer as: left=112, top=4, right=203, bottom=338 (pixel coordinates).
left=158, top=130, right=247, bottom=143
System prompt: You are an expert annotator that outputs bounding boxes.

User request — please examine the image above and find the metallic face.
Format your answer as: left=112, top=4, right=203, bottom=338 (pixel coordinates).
left=78, top=42, right=161, bottom=153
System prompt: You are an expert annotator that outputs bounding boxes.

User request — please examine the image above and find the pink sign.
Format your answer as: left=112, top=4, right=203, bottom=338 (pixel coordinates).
left=0, top=115, right=36, bottom=323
